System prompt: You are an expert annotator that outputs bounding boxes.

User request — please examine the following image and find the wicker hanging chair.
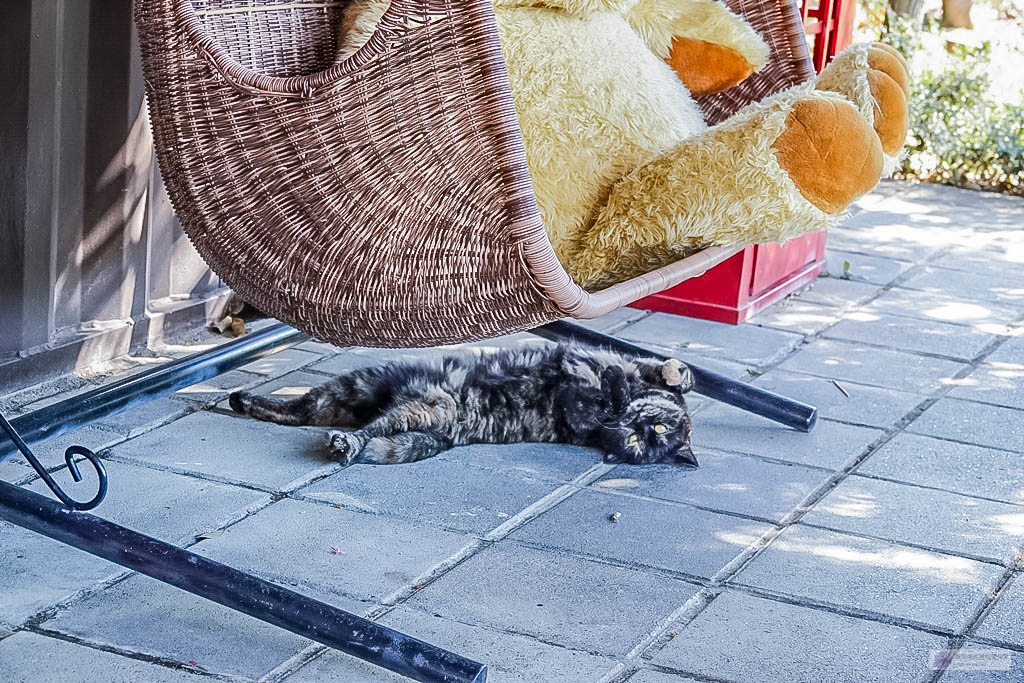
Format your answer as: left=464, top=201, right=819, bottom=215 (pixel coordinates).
left=134, top=0, right=815, bottom=348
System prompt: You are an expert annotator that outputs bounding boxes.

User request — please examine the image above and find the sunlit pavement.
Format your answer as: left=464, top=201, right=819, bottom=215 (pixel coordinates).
left=2, top=181, right=1023, bottom=682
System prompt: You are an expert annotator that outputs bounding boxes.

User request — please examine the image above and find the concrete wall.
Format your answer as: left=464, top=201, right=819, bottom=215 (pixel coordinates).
left=1, top=0, right=229, bottom=393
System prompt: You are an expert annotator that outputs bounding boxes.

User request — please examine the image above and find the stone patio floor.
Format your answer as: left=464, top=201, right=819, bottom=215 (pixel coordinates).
left=2, top=180, right=1023, bottom=682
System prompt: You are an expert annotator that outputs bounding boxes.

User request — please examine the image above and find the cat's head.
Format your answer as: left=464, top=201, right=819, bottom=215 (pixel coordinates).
left=596, top=365, right=697, bottom=467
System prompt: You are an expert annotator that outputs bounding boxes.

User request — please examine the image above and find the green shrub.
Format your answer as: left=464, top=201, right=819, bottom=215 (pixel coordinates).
left=898, top=41, right=1024, bottom=195
left=855, top=2, right=1024, bottom=195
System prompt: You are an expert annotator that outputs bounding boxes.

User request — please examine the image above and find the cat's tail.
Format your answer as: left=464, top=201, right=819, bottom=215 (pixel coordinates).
left=228, top=391, right=318, bottom=426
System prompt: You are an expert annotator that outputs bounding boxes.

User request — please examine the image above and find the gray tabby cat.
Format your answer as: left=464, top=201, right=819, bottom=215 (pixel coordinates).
left=229, top=345, right=698, bottom=467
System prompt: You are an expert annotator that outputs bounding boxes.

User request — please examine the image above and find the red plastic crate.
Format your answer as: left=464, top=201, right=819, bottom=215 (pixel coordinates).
left=629, top=0, right=853, bottom=324
left=630, top=232, right=828, bottom=324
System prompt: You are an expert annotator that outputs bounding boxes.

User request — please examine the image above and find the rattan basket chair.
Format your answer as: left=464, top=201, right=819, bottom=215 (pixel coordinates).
left=135, top=0, right=815, bottom=348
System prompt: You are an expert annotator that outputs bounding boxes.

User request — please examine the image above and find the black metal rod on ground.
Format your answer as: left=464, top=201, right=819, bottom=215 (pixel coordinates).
left=0, top=480, right=487, bottom=683
left=0, top=323, right=308, bottom=461
left=533, top=320, right=818, bottom=433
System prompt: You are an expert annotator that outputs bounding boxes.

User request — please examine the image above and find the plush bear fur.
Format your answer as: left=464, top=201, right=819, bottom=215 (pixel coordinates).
left=338, top=0, right=908, bottom=289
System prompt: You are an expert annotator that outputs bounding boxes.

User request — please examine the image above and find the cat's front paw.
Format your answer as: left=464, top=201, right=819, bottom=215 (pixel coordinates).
left=326, top=430, right=363, bottom=466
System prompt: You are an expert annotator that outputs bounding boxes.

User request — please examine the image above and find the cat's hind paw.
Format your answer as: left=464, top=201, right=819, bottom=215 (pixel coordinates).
left=326, top=430, right=363, bottom=466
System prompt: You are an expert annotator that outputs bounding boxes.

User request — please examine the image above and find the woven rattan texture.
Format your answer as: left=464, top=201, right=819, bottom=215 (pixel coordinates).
left=696, top=0, right=815, bottom=123
left=136, top=0, right=814, bottom=347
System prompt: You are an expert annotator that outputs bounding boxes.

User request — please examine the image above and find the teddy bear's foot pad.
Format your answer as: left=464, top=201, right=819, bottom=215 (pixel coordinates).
left=817, top=43, right=910, bottom=157
left=772, top=97, right=884, bottom=215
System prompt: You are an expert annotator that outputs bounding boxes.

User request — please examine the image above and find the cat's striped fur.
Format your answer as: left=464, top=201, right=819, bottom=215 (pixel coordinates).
left=229, top=345, right=697, bottom=467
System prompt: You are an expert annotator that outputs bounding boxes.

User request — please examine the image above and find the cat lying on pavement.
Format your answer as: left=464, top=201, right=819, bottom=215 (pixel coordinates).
left=229, top=345, right=697, bottom=467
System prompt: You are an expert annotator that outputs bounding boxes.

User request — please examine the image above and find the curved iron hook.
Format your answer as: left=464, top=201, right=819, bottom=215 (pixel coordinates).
left=0, top=411, right=108, bottom=511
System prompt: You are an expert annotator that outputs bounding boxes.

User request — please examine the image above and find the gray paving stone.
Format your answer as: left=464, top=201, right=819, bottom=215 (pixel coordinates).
left=295, top=339, right=346, bottom=356
left=11, top=379, right=103, bottom=416
left=909, top=399, right=1024, bottom=453
left=0, top=459, right=31, bottom=483
left=827, top=249, right=912, bottom=285
left=859, top=433, right=1024, bottom=505
left=691, top=401, right=884, bottom=469
left=45, top=574, right=317, bottom=679
left=864, top=288, right=1020, bottom=328
left=654, top=590, right=946, bottom=682
left=830, top=192, right=977, bottom=253
left=825, top=311, right=998, bottom=361
left=827, top=223, right=947, bottom=262
left=94, top=397, right=195, bottom=438
left=749, top=299, right=842, bottom=335
left=297, top=456, right=559, bottom=534
left=192, top=498, right=474, bottom=605
left=750, top=370, right=924, bottom=428
left=791, top=277, right=883, bottom=308
left=986, top=336, right=1024, bottom=366
left=408, top=542, right=700, bottom=656
left=237, top=348, right=323, bottom=377
left=777, top=338, right=969, bottom=393
left=0, top=631, right=203, bottom=683
left=290, top=606, right=619, bottom=682
left=310, top=347, right=462, bottom=376
left=627, top=670, right=701, bottom=683
left=617, top=313, right=802, bottom=365
left=676, top=355, right=753, bottom=380
left=571, top=307, right=650, bottom=333
left=975, top=575, right=1024, bottom=648
left=0, top=460, right=265, bottom=628
left=7, top=425, right=124, bottom=469
left=734, top=524, right=1004, bottom=632
left=436, top=442, right=602, bottom=482
left=901, top=267, right=1024, bottom=306
left=26, top=459, right=267, bottom=544
left=0, top=524, right=115, bottom=628
left=593, top=450, right=826, bottom=522
left=805, top=476, right=1024, bottom=563
left=901, top=182, right=1024, bottom=224
left=111, top=410, right=338, bottom=492
left=939, top=645, right=1024, bottom=682
left=947, top=359, right=1024, bottom=411
left=511, top=488, right=770, bottom=578
left=214, top=370, right=332, bottom=411
left=935, top=236, right=1024, bottom=274
left=173, top=369, right=265, bottom=406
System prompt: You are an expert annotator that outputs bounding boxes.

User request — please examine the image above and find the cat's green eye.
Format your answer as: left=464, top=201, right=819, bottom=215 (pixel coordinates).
left=654, top=424, right=667, bottom=434
left=627, top=434, right=639, bottom=445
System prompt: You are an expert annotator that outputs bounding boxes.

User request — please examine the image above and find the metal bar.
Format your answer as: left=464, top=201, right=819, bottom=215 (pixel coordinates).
left=0, top=410, right=107, bottom=511
left=0, top=480, right=486, bottom=683
left=1, top=323, right=308, bottom=461
left=533, top=320, right=818, bottom=433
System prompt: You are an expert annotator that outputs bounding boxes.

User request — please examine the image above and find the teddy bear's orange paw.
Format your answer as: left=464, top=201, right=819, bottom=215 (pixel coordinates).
left=667, top=36, right=755, bottom=96
left=866, top=44, right=909, bottom=155
left=772, top=97, right=884, bottom=215
left=816, top=43, right=910, bottom=157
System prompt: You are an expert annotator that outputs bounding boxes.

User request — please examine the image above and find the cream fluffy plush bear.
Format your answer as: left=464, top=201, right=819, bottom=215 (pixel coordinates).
left=339, top=0, right=909, bottom=289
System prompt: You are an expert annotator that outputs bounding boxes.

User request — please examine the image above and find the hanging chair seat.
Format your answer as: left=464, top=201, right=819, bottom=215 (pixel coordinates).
left=134, top=0, right=815, bottom=348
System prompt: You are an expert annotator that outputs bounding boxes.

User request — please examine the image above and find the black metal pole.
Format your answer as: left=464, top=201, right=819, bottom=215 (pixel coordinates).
left=1, top=323, right=308, bottom=461
left=533, top=320, right=817, bottom=433
left=0, top=480, right=487, bottom=683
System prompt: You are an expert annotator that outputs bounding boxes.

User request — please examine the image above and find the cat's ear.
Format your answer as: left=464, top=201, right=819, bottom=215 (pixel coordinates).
left=673, top=443, right=699, bottom=468
left=662, top=359, right=694, bottom=393
left=600, top=366, right=630, bottom=415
